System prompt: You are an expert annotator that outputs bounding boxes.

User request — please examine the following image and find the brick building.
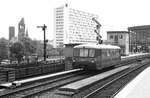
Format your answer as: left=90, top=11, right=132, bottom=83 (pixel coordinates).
left=107, top=31, right=129, bottom=55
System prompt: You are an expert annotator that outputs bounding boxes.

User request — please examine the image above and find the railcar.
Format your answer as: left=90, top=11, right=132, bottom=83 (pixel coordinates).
left=72, top=44, right=121, bottom=70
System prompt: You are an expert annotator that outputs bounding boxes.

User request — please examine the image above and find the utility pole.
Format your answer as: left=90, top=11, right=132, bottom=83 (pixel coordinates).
left=37, top=24, right=47, bottom=61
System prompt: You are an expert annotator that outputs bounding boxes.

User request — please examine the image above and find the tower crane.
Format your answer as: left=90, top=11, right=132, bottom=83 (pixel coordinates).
left=92, top=18, right=102, bottom=44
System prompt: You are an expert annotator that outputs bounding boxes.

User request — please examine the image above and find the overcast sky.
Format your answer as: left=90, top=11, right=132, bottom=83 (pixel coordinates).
left=0, top=0, right=150, bottom=40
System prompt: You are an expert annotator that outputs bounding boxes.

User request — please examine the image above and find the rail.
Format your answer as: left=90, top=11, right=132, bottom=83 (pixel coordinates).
left=83, top=59, right=150, bottom=98
left=0, top=69, right=101, bottom=98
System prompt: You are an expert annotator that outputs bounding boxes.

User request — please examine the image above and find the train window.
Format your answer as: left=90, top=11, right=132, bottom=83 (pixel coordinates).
left=112, top=50, right=116, bottom=56
left=107, top=50, right=110, bottom=56
left=89, top=49, right=95, bottom=57
left=103, top=50, right=107, bottom=57
left=112, top=50, right=115, bottom=56
left=80, top=49, right=88, bottom=57
left=115, top=50, right=119, bottom=57
left=110, top=50, right=113, bottom=56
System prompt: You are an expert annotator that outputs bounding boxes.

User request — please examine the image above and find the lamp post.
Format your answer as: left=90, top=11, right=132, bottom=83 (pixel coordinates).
left=37, top=24, right=47, bottom=61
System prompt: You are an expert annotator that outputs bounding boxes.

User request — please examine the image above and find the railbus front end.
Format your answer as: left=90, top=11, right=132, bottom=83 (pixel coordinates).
left=72, top=44, right=121, bottom=70
left=72, top=47, right=97, bottom=70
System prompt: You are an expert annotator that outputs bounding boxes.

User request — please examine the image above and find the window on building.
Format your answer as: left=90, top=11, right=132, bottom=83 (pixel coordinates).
left=110, top=35, right=113, bottom=39
left=120, top=35, right=123, bottom=39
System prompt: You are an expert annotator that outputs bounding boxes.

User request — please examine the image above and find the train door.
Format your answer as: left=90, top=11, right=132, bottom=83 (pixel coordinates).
left=114, top=35, right=118, bottom=44
left=95, top=49, right=101, bottom=69
left=100, top=49, right=108, bottom=68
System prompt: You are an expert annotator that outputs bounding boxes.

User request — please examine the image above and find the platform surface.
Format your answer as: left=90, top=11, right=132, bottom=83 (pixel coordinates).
left=0, top=69, right=81, bottom=88
left=13, top=68, right=81, bottom=84
left=121, top=53, right=149, bottom=59
left=59, top=66, right=129, bottom=92
left=115, top=66, right=150, bottom=98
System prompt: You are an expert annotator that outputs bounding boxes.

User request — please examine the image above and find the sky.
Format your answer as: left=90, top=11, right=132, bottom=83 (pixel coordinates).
left=0, top=0, right=150, bottom=40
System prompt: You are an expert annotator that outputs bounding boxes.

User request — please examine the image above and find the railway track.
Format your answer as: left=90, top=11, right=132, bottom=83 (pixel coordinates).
left=0, top=58, right=150, bottom=98
left=81, top=59, right=150, bottom=98
left=52, top=58, right=150, bottom=98
left=0, top=69, right=104, bottom=98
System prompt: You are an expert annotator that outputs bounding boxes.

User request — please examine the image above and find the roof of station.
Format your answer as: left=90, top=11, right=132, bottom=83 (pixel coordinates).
left=128, top=25, right=150, bottom=30
left=107, top=31, right=129, bottom=33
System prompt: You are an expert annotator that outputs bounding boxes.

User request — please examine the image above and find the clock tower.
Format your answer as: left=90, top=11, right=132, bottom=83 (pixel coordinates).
left=18, top=18, right=25, bottom=41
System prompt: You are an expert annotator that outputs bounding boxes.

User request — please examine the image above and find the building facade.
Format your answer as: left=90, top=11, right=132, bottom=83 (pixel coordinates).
left=107, top=31, right=129, bottom=55
left=54, top=4, right=98, bottom=48
left=0, top=38, right=9, bottom=59
left=9, top=26, right=15, bottom=40
left=128, top=25, right=150, bottom=53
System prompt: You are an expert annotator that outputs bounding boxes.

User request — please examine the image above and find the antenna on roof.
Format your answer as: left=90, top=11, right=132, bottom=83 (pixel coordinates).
left=92, top=17, right=103, bottom=44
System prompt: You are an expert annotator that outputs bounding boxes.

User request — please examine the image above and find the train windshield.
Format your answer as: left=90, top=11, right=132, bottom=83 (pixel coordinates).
left=89, top=49, right=95, bottom=57
left=80, top=49, right=88, bottom=57
left=73, top=48, right=95, bottom=57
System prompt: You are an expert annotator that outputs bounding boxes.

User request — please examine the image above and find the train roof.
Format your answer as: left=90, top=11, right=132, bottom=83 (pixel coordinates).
left=74, top=44, right=120, bottom=49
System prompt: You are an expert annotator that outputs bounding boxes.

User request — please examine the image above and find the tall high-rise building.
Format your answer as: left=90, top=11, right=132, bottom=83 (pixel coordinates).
left=18, top=18, right=25, bottom=41
left=54, top=4, right=98, bottom=48
left=9, top=26, right=15, bottom=40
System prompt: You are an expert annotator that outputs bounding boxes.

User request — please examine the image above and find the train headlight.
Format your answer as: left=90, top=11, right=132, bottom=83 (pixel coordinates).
left=91, top=58, right=96, bottom=63
left=91, top=60, right=95, bottom=63
left=73, top=59, right=76, bottom=62
left=72, top=58, right=76, bottom=62
left=91, top=59, right=96, bottom=63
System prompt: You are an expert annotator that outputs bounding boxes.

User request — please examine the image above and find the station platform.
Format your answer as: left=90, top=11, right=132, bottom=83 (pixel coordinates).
left=0, top=69, right=81, bottom=88
left=121, top=53, right=149, bottom=59
left=58, top=66, right=129, bottom=95
left=115, top=66, right=150, bottom=98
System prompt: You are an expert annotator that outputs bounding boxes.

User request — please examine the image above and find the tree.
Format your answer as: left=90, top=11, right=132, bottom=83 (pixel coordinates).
left=10, top=42, right=24, bottom=63
left=57, top=48, right=64, bottom=56
left=48, top=49, right=59, bottom=56
left=56, top=44, right=64, bottom=56
left=22, top=37, right=36, bottom=55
